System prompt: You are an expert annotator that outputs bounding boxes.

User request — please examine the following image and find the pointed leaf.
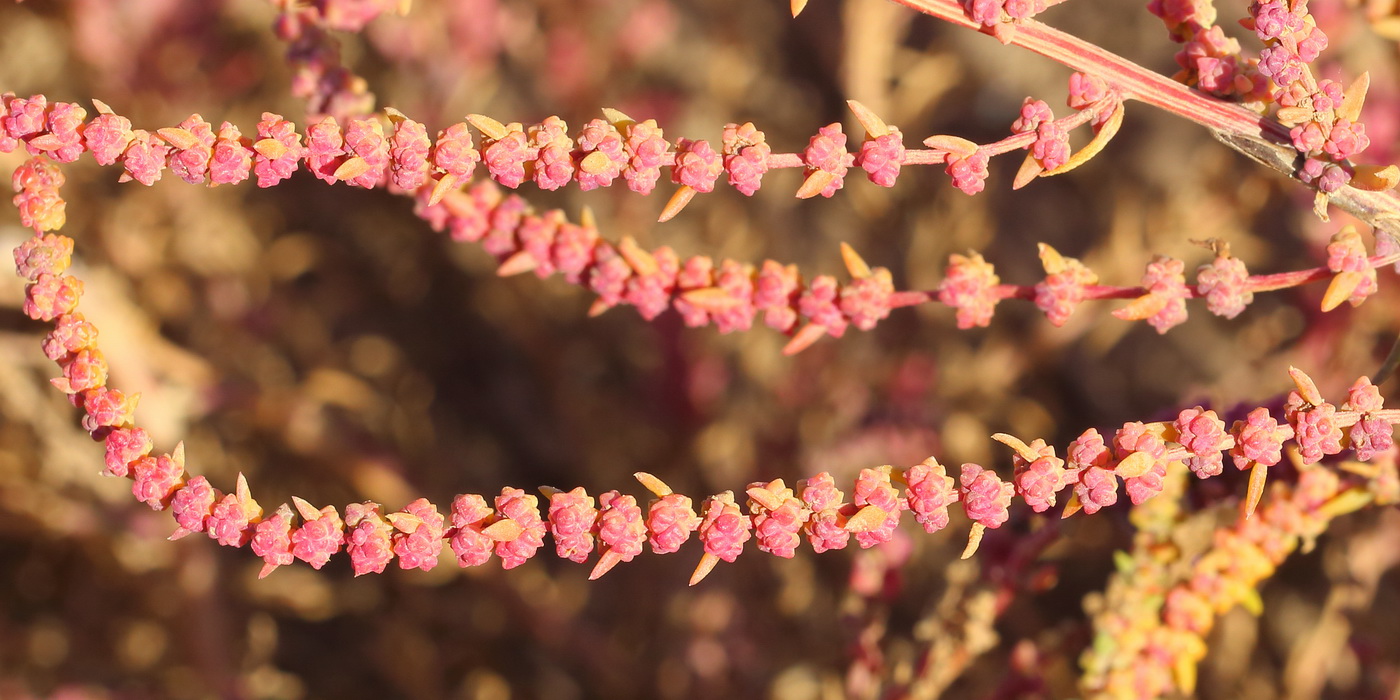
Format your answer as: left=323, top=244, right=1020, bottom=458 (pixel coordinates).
left=960, top=522, right=987, bottom=559
left=840, top=242, right=872, bottom=279
left=1338, top=72, right=1370, bottom=124
left=156, top=127, right=200, bottom=151
left=846, top=100, right=890, bottom=138
left=1012, top=152, right=1044, bottom=190
left=1042, top=99, right=1125, bottom=176
left=795, top=170, right=836, bottom=200
left=634, top=471, right=673, bottom=497
left=843, top=504, right=888, bottom=532
left=922, top=134, right=979, bottom=157
left=466, top=114, right=509, bottom=140
left=332, top=156, right=371, bottom=182
left=689, top=552, right=721, bottom=586
left=658, top=185, right=697, bottom=222
left=482, top=518, right=524, bottom=541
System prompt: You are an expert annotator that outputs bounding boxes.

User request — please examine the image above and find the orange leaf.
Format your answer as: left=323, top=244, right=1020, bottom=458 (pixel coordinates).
left=1042, top=99, right=1124, bottom=176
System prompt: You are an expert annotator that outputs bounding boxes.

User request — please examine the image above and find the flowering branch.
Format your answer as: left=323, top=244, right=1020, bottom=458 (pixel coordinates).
left=10, top=162, right=1398, bottom=583
left=873, top=0, right=1400, bottom=234
left=5, top=99, right=1397, bottom=355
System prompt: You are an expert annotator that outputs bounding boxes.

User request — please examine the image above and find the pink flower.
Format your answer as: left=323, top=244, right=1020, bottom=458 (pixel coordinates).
left=672, top=138, right=722, bottom=193
left=623, top=119, right=669, bottom=195
left=1032, top=122, right=1070, bottom=170
left=0, top=92, right=19, bottom=153
left=960, top=463, right=1013, bottom=528
left=646, top=493, right=701, bottom=554
left=1325, top=228, right=1378, bottom=308
left=797, top=274, right=849, bottom=337
left=35, top=102, right=87, bottom=163
left=103, top=427, right=153, bottom=478
left=1033, top=250, right=1097, bottom=326
left=306, top=116, right=346, bottom=184
left=588, top=243, right=634, bottom=312
left=170, top=476, right=220, bottom=540
left=672, top=255, right=717, bottom=328
left=546, top=487, right=599, bottom=564
left=341, top=118, right=390, bottom=188
left=746, top=480, right=806, bottom=558
left=131, top=445, right=186, bottom=510
left=797, top=473, right=851, bottom=553
left=390, top=498, right=445, bottom=572
left=1012, top=99, right=1054, bottom=133
left=802, top=123, right=849, bottom=198
left=839, top=269, right=894, bottom=332
left=121, top=130, right=170, bottom=186
left=1076, top=466, right=1119, bottom=514
left=1174, top=407, right=1234, bottom=479
left=1291, top=401, right=1343, bottom=465
left=709, top=259, right=757, bottom=334
left=23, top=272, right=82, bottom=323
left=624, top=245, right=679, bottom=321
left=753, top=260, right=800, bottom=332
left=697, top=492, right=751, bottom=563
left=1011, top=440, right=1067, bottom=513
left=448, top=494, right=496, bottom=568
left=904, top=458, right=959, bottom=533
left=856, top=129, right=904, bottom=187
left=209, top=122, right=253, bottom=186
left=1114, top=421, right=1168, bottom=504
left=595, top=491, right=646, bottom=563
left=1230, top=408, right=1294, bottom=470
left=493, top=487, right=546, bottom=569
left=166, top=115, right=217, bottom=185
left=13, top=233, right=73, bottom=281
left=852, top=467, right=903, bottom=548
left=82, top=387, right=138, bottom=434
left=529, top=116, right=575, bottom=191
left=251, top=504, right=296, bottom=578
left=52, top=347, right=107, bottom=395
left=253, top=113, right=305, bottom=188
left=944, top=150, right=989, bottom=195
left=1142, top=256, right=1189, bottom=333
left=574, top=119, right=626, bottom=191
left=388, top=116, right=432, bottom=191
left=1195, top=254, right=1252, bottom=318
left=344, top=502, right=395, bottom=575
left=1343, top=379, right=1393, bottom=462
left=550, top=220, right=600, bottom=284
left=1067, top=428, right=1117, bottom=514
left=482, top=193, right=526, bottom=258
left=722, top=122, right=771, bottom=196
left=85, top=110, right=135, bottom=167
left=42, top=312, right=98, bottom=361
left=938, top=252, right=1000, bottom=329
left=291, top=499, right=344, bottom=570
left=207, top=475, right=262, bottom=547
left=2, top=94, right=47, bottom=141
left=431, top=123, right=480, bottom=180
left=1068, top=73, right=1110, bottom=111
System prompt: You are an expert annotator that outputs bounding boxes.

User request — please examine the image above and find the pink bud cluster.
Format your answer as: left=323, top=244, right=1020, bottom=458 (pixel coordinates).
left=0, top=90, right=1128, bottom=221
left=413, top=179, right=917, bottom=349
left=10, top=223, right=1400, bottom=579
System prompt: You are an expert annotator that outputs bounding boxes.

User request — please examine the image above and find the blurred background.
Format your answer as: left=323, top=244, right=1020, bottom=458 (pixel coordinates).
left=1, top=0, right=1399, bottom=697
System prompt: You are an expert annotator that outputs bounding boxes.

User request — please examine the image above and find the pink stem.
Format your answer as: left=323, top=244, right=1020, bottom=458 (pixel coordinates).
left=886, top=0, right=1400, bottom=234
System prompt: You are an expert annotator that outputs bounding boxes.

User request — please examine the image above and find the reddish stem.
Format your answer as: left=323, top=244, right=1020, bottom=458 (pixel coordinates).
left=886, top=0, right=1400, bottom=235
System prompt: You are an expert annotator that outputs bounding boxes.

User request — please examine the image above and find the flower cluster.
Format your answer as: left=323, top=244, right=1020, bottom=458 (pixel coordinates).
left=1080, top=449, right=1390, bottom=698
left=12, top=208, right=1397, bottom=582
left=0, top=84, right=1125, bottom=224
left=3, top=92, right=1394, bottom=356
